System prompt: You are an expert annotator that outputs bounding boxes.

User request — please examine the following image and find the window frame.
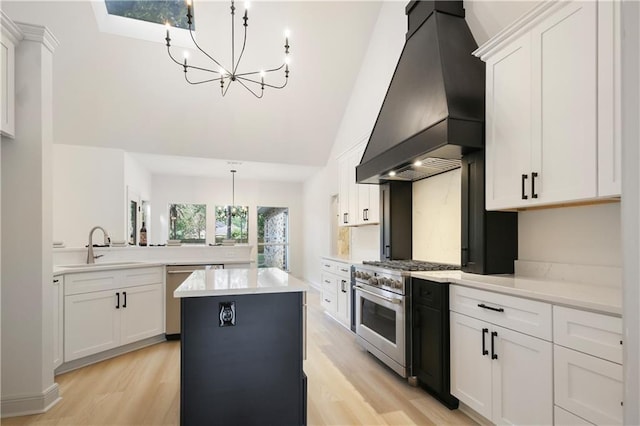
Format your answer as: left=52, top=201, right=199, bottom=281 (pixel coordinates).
left=257, top=207, right=289, bottom=271
left=168, top=203, right=207, bottom=244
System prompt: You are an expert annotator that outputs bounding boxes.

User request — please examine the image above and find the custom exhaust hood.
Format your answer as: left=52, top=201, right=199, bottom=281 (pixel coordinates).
left=356, top=1, right=485, bottom=184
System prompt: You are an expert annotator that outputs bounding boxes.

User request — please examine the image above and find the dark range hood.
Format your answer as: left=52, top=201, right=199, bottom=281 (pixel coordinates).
left=356, top=1, right=485, bottom=184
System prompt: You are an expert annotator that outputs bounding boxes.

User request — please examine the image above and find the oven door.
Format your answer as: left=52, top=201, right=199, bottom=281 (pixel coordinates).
left=355, top=284, right=406, bottom=370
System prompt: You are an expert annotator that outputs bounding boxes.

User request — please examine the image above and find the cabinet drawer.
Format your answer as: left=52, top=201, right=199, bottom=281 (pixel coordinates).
left=412, top=279, right=443, bottom=310
left=334, top=263, right=351, bottom=278
left=320, top=260, right=334, bottom=274
left=554, top=345, right=623, bottom=425
left=553, top=306, right=622, bottom=364
left=321, top=274, right=337, bottom=299
left=65, top=271, right=120, bottom=296
left=122, top=267, right=163, bottom=288
left=450, top=285, right=552, bottom=340
left=554, top=406, right=593, bottom=426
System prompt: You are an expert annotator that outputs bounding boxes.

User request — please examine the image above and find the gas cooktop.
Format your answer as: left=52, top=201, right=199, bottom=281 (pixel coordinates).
left=361, top=260, right=460, bottom=272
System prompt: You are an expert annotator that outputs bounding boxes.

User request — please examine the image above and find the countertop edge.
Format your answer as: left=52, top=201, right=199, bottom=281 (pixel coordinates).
left=174, top=285, right=308, bottom=298
left=53, top=259, right=253, bottom=275
left=411, top=271, right=622, bottom=316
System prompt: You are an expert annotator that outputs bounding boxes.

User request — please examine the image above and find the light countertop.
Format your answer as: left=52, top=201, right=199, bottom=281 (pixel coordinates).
left=174, top=267, right=308, bottom=298
left=411, top=270, right=622, bottom=316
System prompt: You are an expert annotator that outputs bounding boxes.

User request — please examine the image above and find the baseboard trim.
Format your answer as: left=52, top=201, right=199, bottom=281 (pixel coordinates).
left=1, top=383, right=61, bottom=418
left=457, top=401, right=492, bottom=426
left=55, top=334, right=166, bottom=375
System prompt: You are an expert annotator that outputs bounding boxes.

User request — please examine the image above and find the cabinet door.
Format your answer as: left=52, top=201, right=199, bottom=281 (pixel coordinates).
left=336, top=277, right=350, bottom=325
left=348, top=150, right=360, bottom=225
left=65, top=289, right=120, bottom=361
left=120, top=284, right=164, bottom=345
left=53, top=277, right=64, bottom=370
left=338, top=155, right=351, bottom=226
left=491, top=324, right=553, bottom=425
left=450, top=312, right=492, bottom=420
left=554, top=345, right=623, bottom=425
left=358, top=184, right=380, bottom=225
left=530, top=1, right=598, bottom=206
left=485, top=34, right=532, bottom=210
left=413, top=303, right=442, bottom=392
left=597, top=0, right=622, bottom=197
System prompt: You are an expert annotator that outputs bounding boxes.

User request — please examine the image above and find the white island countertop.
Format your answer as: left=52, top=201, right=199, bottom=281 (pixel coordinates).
left=174, top=267, right=308, bottom=298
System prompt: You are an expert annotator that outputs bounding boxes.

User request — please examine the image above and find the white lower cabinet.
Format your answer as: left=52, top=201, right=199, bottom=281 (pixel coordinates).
left=555, top=405, right=594, bottom=426
left=450, top=311, right=553, bottom=425
left=120, top=284, right=163, bottom=345
left=320, top=258, right=351, bottom=327
left=65, top=289, right=121, bottom=361
left=52, top=276, right=64, bottom=370
left=64, top=267, right=164, bottom=363
left=553, top=306, right=624, bottom=426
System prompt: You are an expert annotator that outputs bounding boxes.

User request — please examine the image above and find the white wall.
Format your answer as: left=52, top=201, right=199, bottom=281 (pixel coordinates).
left=53, top=144, right=125, bottom=246
left=412, top=170, right=461, bottom=264
left=124, top=152, right=151, bottom=201
left=150, top=174, right=304, bottom=278
left=302, top=1, right=406, bottom=286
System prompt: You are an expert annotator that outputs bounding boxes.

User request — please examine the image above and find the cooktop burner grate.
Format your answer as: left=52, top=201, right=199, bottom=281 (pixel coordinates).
left=361, top=260, right=460, bottom=272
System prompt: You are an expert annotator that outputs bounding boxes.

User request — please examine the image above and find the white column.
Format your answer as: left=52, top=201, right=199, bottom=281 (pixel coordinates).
left=1, top=22, right=59, bottom=417
left=621, top=0, right=640, bottom=424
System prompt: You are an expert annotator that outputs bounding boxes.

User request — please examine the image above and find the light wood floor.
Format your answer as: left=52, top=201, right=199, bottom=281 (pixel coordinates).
left=4, top=289, right=475, bottom=425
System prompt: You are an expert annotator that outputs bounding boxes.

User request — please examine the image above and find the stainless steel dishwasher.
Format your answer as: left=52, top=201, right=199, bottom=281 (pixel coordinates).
left=166, top=264, right=223, bottom=339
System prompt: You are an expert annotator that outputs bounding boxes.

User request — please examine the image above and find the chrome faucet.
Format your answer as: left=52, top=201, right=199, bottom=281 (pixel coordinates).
left=87, top=226, right=111, bottom=264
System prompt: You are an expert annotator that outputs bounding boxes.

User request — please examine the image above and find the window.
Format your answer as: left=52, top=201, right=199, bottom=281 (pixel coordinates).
left=257, top=207, right=289, bottom=271
left=169, top=204, right=206, bottom=244
left=215, top=206, right=249, bottom=244
left=104, top=0, right=194, bottom=29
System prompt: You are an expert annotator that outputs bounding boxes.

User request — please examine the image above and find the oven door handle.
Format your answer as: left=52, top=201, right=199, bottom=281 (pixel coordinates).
left=355, top=285, right=402, bottom=305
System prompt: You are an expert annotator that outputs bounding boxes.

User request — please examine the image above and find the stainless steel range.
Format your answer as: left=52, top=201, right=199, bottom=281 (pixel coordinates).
left=352, top=260, right=459, bottom=378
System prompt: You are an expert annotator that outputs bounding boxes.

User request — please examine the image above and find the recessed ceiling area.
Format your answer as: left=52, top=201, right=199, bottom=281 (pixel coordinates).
left=2, top=1, right=384, bottom=176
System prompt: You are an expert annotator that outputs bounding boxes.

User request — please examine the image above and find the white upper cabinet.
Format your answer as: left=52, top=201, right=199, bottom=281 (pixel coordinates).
left=0, top=12, right=22, bottom=139
left=476, top=0, right=621, bottom=210
left=338, top=141, right=380, bottom=227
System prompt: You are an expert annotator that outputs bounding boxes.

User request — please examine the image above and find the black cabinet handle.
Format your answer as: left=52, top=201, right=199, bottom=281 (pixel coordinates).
left=478, top=303, right=504, bottom=313
left=53, top=279, right=59, bottom=283
left=521, top=174, right=529, bottom=200
left=123, top=291, right=127, bottom=308
left=324, top=298, right=331, bottom=303
left=384, top=245, right=390, bottom=259
left=461, top=247, right=469, bottom=267
left=343, top=213, right=347, bottom=224
left=116, top=292, right=120, bottom=309
left=531, top=172, right=539, bottom=199
left=482, top=328, right=489, bottom=356
left=341, top=280, right=347, bottom=293
left=491, top=331, right=498, bottom=359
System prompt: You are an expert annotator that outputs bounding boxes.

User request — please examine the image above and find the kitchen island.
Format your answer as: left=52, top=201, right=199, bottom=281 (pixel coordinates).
left=175, top=267, right=308, bottom=426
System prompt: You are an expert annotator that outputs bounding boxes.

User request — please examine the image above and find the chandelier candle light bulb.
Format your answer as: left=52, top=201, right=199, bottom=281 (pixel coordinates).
left=165, top=0, right=291, bottom=98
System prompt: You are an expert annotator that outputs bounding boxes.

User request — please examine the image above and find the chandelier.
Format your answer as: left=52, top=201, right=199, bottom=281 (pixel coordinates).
left=164, top=0, right=290, bottom=98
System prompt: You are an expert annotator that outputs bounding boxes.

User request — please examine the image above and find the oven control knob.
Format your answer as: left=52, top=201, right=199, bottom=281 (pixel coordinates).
left=370, top=278, right=379, bottom=286
left=355, top=271, right=362, bottom=278
left=394, top=281, right=402, bottom=289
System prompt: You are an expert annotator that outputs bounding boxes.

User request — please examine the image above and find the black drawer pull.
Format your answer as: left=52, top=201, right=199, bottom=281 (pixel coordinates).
left=123, top=291, right=127, bottom=308
left=116, top=292, right=120, bottom=309
left=491, top=331, right=498, bottom=359
left=324, top=299, right=331, bottom=303
left=531, top=172, right=539, bottom=198
left=478, top=303, right=504, bottom=313
left=521, top=174, right=528, bottom=200
left=482, top=328, right=489, bottom=356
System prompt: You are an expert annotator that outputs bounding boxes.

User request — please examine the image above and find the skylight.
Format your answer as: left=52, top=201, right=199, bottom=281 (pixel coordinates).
left=91, top=0, right=194, bottom=47
left=104, top=0, right=194, bottom=30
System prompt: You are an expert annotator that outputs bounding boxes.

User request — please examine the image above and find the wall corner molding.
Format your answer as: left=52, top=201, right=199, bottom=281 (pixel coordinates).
left=14, top=22, right=59, bottom=53
left=1, top=11, right=24, bottom=44
left=1, top=383, right=61, bottom=419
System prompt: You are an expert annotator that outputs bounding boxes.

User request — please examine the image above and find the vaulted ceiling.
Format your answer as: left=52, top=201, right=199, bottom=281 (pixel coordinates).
left=3, top=1, right=384, bottom=173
